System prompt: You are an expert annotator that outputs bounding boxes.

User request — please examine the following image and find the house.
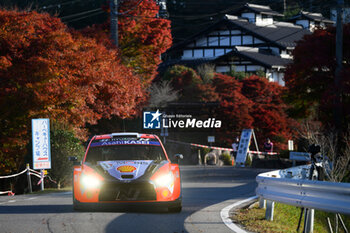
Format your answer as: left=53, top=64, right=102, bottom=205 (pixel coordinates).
left=233, top=3, right=283, bottom=26
left=163, top=3, right=334, bottom=86
left=289, top=11, right=334, bottom=31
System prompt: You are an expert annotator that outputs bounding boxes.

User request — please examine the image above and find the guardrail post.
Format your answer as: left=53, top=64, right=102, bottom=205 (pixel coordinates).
left=265, top=200, right=274, bottom=221
left=259, top=197, right=266, bottom=209
left=26, top=163, right=32, bottom=193
left=305, top=209, right=314, bottom=233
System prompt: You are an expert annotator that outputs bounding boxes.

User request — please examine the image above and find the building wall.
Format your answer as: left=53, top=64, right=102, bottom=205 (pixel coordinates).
left=241, top=12, right=256, bottom=22
left=181, top=29, right=274, bottom=60
left=295, top=19, right=310, bottom=29
left=256, top=14, right=274, bottom=26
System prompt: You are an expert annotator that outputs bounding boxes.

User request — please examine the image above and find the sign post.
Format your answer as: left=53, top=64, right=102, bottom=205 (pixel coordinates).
left=235, top=129, right=253, bottom=167
left=207, top=136, right=215, bottom=147
left=32, top=119, right=51, bottom=191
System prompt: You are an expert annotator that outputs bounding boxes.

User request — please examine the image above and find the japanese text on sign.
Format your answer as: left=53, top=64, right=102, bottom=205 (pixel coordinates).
left=32, top=119, right=51, bottom=170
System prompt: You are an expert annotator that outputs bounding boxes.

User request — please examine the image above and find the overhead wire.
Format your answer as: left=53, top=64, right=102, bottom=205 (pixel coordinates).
left=60, top=8, right=103, bottom=20
left=63, top=10, right=105, bottom=22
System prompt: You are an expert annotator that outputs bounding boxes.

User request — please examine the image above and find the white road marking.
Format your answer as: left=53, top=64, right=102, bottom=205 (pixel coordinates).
left=27, top=197, right=37, bottom=200
left=220, top=196, right=258, bottom=233
left=8, top=200, right=16, bottom=203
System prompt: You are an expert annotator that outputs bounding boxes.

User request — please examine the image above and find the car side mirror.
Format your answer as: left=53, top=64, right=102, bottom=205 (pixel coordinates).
left=173, top=154, right=183, bottom=164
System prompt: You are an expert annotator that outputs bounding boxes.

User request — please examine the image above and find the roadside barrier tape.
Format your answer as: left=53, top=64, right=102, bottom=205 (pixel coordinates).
left=29, top=172, right=42, bottom=179
left=190, top=143, right=234, bottom=151
left=168, top=139, right=278, bottom=155
left=0, top=168, right=28, bottom=179
left=29, top=172, right=57, bottom=184
left=46, top=175, right=57, bottom=184
left=248, top=151, right=278, bottom=155
left=0, top=191, right=13, bottom=195
left=28, top=169, right=41, bottom=175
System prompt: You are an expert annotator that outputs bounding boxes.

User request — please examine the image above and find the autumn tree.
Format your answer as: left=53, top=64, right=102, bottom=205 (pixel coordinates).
left=82, top=0, right=172, bottom=86
left=163, top=65, right=219, bottom=102
left=284, top=24, right=350, bottom=129
left=241, top=76, right=297, bottom=150
left=212, top=73, right=254, bottom=145
left=0, top=9, right=144, bottom=173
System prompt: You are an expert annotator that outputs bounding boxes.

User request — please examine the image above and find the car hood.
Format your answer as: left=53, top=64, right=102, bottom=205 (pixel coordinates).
left=96, top=160, right=159, bottom=181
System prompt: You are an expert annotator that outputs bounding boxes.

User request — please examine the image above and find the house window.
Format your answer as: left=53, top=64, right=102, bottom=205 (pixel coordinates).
left=242, top=36, right=253, bottom=45
left=220, top=36, right=230, bottom=46
left=208, top=37, right=219, bottom=46
left=231, top=36, right=241, bottom=45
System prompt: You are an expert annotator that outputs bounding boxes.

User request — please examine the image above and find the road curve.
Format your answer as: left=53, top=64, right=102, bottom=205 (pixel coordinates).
left=0, top=166, right=266, bottom=233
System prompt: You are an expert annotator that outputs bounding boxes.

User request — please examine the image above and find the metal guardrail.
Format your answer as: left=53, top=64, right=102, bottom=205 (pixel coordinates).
left=256, top=165, right=350, bottom=216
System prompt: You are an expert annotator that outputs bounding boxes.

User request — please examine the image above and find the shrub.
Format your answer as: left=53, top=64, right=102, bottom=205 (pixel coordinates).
left=49, top=123, right=85, bottom=189
left=220, top=152, right=233, bottom=165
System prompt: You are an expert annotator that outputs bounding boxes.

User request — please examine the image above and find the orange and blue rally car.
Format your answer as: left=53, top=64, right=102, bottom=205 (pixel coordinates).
left=69, top=133, right=183, bottom=212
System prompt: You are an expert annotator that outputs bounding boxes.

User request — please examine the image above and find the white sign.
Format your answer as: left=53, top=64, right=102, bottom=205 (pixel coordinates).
left=235, top=129, right=253, bottom=167
left=288, top=140, right=294, bottom=151
left=208, top=136, right=215, bottom=143
left=32, top=119, right=51, bottom=169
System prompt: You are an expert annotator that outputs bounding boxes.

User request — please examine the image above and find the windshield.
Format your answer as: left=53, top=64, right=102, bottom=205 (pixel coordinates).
left=85, top=145, right=166, bottom=163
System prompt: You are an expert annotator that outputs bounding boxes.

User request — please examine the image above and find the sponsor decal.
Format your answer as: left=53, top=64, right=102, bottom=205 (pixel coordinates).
left=117, top=165, right=137, bottom=173
left=98, top=160, right=153, bottom=180
left=90, top=140, right=160, bottom=147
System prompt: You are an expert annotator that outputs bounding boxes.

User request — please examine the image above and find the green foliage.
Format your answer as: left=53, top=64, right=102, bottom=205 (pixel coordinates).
left=245, top=154, right=252, bottom=167
left=50, top=123, right=84, bottom=188
left=235, top=202, right=350, bottom=233
left=163, top=65, right=219, bottom=102
left=227, top=66, right=247, bottom=80
left=282, top=4, right=302, bottom=20
left=255, top=69, right=266, bottom=78
left=196, top=63, right=215, bottom=84
left=219, top=152, right=232, bottom=165
left=201, top=147, right=211, bottom=155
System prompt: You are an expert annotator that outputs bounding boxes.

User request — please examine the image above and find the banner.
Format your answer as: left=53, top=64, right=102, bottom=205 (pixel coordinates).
left=32, top=119, right=51, bottom=170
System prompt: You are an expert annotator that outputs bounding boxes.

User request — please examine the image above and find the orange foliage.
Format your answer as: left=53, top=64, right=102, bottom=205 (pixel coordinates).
left=0, top=9, right=144, bottom=173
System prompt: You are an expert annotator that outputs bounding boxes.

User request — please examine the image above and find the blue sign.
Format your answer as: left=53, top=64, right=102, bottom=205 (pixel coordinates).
left=32, top=119, right=51, bottom=169
left=143, top=110, right=162, bottom=129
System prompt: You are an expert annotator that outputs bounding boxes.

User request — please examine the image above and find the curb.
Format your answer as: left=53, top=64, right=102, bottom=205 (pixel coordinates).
left=220, top=196, right=258, bottom=233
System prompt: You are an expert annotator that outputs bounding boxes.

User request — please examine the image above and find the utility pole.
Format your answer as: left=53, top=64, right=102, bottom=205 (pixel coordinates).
left=110, top=0, right=119, bottom=46
left=335, top=0, right=344, bottom=133
left=283, top=0, right=287, bottom=15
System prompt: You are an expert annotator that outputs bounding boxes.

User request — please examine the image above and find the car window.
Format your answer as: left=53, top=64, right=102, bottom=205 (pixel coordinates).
left=85, top=145, right=166, bottom=163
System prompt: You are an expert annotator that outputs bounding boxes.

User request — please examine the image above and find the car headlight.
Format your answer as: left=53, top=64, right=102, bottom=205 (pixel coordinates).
left=81, top=174, right=102, bottom=189
left=154, top=172, right=174, bottom=188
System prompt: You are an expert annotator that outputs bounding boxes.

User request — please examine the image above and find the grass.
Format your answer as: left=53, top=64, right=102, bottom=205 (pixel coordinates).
left=233, top=202, right=350, bottom=233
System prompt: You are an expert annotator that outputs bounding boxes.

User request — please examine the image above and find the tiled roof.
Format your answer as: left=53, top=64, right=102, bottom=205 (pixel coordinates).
left=225, top=15, right=310, bottom=48
left=290, top=11, right=334, bottom=24
left=238, top=3, right=284, bottom=17
left=228, top=46, right=292, bottom=68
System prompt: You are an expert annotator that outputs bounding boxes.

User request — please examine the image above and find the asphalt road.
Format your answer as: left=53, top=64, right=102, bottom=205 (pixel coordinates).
left=0, top=166, right=266, bottom=233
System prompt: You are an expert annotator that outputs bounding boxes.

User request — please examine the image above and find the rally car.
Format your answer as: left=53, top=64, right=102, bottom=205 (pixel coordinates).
left=69, top=133, right=182, bottom=212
